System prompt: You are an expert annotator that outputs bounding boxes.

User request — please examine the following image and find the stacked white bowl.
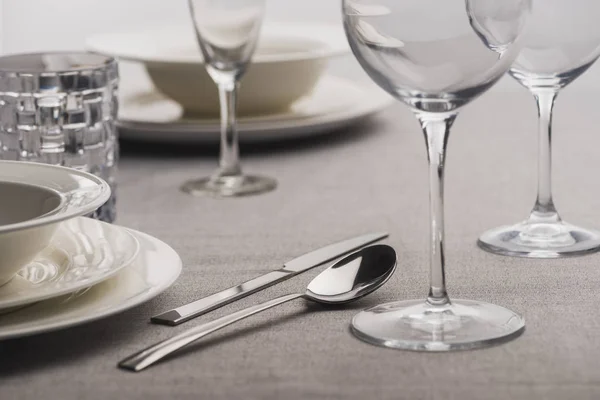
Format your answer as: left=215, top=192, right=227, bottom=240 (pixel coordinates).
left=0, top=161, right=110, bottom=285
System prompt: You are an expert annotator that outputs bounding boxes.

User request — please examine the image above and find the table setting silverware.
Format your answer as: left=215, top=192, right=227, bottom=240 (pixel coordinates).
left=152, top=231, right=389, bottom=325
left=7, top=0, right=600, bottom=398
left=2, top=0, right=599, bottom=380
left=119, top=244, right=396, bottom=372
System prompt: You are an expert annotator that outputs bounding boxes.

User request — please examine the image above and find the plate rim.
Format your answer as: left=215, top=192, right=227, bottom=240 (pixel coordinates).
left=117, top=75, right=394, bottom=143
left=0, top=224, right=182, bottom=340
left=0, top=218, right=140, bottom=310
left=86, top=22, right=350, bottom=65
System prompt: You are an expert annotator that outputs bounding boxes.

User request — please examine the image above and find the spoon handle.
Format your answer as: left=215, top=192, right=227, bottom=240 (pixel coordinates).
left=118, top=293, right=303, bottom=372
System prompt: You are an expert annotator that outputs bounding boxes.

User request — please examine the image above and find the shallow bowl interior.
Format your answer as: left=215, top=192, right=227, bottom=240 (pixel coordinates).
left=0, top=182, right=63, bottom=226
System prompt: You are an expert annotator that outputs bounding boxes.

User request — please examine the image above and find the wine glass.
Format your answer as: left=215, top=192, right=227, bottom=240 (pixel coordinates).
left=478, top=0, right=600, bottom=258
left=344, top=0, right=531, bottom=351
left=182, top=0, right=277, bottom=197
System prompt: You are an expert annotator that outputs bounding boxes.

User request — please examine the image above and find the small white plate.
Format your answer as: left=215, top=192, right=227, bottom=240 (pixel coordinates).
left=0, top=218, right=139, bottom=311
left=0, top=219, right=182, bottom=340
left=118, top=75, right=394, bottom=143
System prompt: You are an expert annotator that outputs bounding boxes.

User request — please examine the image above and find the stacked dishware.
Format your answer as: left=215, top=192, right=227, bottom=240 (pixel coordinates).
left=85, top=12, right=393, bottom=146
left=0, top=161, right=182, bottom=340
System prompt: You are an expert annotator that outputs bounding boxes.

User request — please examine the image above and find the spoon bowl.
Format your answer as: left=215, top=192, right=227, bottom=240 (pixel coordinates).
left=305, top=244, right=396, bottom=304
left=119, top=244, right=397, bottom=372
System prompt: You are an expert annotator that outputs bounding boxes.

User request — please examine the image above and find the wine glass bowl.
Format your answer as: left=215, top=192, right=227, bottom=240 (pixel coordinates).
left=344, top=0, right=529, bottom=112
left=190, top=2, right=263, bottom=77
left=509, top=2, right=600, bottom=89
left=344, top=0, right=531, bottom=351
left=478, top=0, right=600, bottom=258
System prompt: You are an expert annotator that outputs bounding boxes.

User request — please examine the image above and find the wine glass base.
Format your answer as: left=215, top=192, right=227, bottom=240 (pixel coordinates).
left=478, top=221, right=600, bottom=258
left=181, top=175, right=277, bottom=197
left=351, top=299, right=525, bottom=352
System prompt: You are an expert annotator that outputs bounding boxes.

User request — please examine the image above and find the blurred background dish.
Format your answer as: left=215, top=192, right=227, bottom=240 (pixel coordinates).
left=86, top=23, right=349, bottom=116
left=117, top=69, right=393, bottom=143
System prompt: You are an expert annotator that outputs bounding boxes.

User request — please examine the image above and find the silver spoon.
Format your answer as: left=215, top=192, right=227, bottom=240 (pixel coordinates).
left=119, top=244, right=397, bottom=372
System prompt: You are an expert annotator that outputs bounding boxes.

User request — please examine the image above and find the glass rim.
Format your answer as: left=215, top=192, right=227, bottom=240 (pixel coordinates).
left=0, top=51, right=117, bottom=74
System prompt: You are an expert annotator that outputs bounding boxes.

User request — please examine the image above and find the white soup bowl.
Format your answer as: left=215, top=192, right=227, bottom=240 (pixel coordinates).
left=86, top=23, right=349, bottom=116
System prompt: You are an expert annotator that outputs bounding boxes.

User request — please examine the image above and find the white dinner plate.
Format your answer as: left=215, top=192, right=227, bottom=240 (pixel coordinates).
left=0, top=218, right=139, bottom=311
left=118, top=74, right=394, bottom=144
left=0, top=220, right=182, bottom=340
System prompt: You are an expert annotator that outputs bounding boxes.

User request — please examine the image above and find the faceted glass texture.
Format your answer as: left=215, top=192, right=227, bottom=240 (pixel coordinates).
left=0, top=53, right=119, bottom=222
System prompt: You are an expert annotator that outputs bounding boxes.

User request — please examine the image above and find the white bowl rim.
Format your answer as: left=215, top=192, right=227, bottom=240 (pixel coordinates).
left=85, top=22, right=350, bottom=65
left=0, top=161, right=111, bottom=234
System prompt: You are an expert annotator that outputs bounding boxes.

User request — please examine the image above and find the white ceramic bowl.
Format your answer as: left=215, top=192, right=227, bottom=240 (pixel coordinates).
left=0, top=161, right=111, bottom=286
left=86, top=23, right=349, bottom=115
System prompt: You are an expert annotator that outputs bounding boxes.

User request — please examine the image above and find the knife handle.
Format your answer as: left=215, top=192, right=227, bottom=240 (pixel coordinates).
left=151, top=270, right=294, bottom=326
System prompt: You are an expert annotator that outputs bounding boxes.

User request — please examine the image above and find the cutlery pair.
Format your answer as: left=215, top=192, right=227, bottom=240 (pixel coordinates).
left=151, top=232, right=389, bottom=325
left=119, top=232, right=391, bottom=371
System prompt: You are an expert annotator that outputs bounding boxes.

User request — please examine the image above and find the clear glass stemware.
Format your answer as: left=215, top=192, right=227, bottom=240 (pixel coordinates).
left=182, top=0, right=277, bottom=197
left=344, top=0, right=531, bottom=351
left=478, top=0, right=600, bottom=258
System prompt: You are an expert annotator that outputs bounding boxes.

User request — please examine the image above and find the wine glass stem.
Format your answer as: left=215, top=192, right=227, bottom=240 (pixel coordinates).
left=217, top=81, right=242, bottom=178
left=530, top=88, right=559, bottom=222
left=418, top=112, right=456, bottom=306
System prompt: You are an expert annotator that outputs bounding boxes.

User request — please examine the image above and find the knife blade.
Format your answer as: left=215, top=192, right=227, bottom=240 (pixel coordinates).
left=151, top=232, right=389, bottom=326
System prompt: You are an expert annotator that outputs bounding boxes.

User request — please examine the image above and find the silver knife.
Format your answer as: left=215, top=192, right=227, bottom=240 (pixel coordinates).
left=151, top=232, right=389, bottom=326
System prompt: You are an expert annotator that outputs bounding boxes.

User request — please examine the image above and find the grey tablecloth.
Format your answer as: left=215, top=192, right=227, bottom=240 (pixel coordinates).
left=3, top=86, right=600, bottom=400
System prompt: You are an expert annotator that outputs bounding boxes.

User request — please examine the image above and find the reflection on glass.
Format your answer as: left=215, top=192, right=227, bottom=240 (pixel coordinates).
left=344, top=0, right=531, bottom=351
left=181, top=0, right=277, bottom=197
left=478, top=0, right=600, bottom=258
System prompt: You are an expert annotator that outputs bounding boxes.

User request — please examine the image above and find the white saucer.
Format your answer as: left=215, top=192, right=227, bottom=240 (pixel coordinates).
left=0, top=220, right=182, bottom=340
left=0, top=218, right=139, bottom=311
left=117, top=74, right=393, bottom=144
